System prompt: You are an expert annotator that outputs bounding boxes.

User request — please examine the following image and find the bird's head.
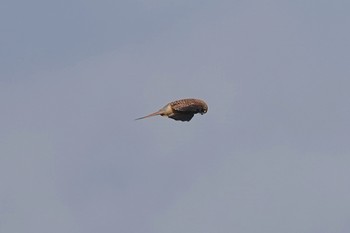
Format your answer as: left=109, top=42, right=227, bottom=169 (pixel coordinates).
left=200, top=102, right=208, bottom=115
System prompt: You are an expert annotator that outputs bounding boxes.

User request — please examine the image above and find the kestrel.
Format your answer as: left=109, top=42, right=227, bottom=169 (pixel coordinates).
left=135, top=98, right=208, bottom=122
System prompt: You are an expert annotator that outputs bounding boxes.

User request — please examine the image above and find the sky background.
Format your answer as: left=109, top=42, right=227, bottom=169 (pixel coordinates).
left=1, top=0, right=350, bottom=232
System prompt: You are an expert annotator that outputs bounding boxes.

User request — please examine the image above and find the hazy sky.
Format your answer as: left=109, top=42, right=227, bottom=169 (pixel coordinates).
left=1, top=1, right=350, bottom=233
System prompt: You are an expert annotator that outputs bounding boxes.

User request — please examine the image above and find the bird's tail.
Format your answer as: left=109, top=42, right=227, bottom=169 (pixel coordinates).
left=135, top=110, right=164, bottom=120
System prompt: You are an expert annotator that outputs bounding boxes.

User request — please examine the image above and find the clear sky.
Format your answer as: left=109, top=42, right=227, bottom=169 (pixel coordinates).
left=1, top=1, right=350, bottom=233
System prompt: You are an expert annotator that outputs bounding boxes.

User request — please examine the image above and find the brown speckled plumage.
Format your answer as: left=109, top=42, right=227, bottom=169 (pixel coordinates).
left=135, top=98, right=208, bottom=122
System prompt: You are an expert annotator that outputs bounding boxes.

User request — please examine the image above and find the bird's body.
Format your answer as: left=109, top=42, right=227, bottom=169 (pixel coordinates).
left=135, top=98, right=208, bottom=122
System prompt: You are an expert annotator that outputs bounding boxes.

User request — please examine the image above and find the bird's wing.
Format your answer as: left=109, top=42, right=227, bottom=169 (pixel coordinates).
left=171, top=99, right=203, bottom=113
left=168, top=113, right=194, bottom=121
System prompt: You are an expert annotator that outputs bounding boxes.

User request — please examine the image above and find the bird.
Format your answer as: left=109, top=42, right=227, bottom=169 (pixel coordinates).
left=135, top=98, right=208, bottom=122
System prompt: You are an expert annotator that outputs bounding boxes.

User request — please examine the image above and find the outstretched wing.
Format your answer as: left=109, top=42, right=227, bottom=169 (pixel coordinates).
left=170, top=99, right=204, bottom=113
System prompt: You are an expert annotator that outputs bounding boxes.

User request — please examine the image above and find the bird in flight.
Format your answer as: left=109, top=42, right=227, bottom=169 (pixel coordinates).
left=135, top=98, right=208, bottom=122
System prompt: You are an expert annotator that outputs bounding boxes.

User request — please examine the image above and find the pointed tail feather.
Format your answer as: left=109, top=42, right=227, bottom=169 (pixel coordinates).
left=135, top=110, right=164, bottom=120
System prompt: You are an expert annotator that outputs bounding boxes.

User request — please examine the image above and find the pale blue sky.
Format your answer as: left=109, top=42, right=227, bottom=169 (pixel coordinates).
left=1, top=1, right=350, bottom=233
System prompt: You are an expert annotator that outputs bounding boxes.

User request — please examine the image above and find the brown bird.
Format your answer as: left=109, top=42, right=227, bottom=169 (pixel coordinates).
left=135, top=98, right=208, bottom=122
